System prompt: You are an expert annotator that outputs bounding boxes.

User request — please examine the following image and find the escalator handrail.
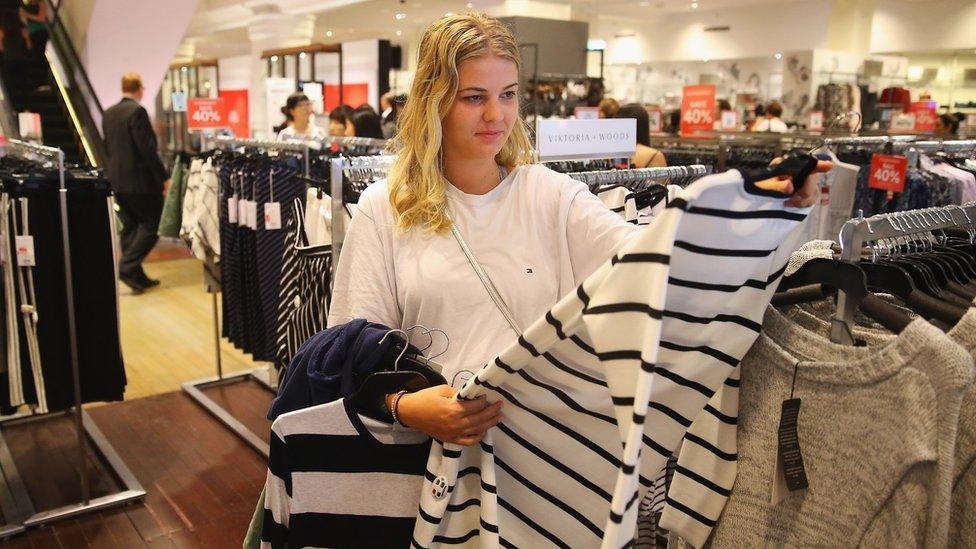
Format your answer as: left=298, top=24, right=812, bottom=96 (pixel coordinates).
left=43, top=0, right=104, bottom=116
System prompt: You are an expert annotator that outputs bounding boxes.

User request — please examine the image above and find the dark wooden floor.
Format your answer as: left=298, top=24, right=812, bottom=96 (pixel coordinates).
left=0, top=382, right=274, bottom=548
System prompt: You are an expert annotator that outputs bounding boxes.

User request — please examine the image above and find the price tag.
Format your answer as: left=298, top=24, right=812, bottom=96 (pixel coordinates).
left=868, top=154, right=908, bottom=193
left=171, top=91, right=187, bottom=113
left=264, top=202, right=281, bottom=230
left=680, top=85, right=716, bottom=136
left=228, top=195, right=239, bottom=224
left=238, top=199, right=248, bottom=227
left=245, top=201, right=258, bottom=230
left=772, top=398, right=808, bottom=504
left=720, top=110, right=738, bottom=130
left=15, top=236, right=35, bottom=267
left=808, top=111, right=824, bottom=131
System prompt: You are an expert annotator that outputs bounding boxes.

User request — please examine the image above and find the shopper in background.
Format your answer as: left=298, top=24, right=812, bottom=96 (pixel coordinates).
left=598, top=96, right=620, bottom=119
left=615, top=103, right=666, bottom=168
left=0, top=11, right=31, bottom=71
left=275, top=92, right=327, bottom=141
left=380, top=92, right=395, bottom=128
left=936, top=113, right=959, bottom=136
left=328, top=104, right=354, bottom=136
left=751, top=100, right=788, bottom=133
left=349, top=109, right=385, bottom=139
left=102, top=73, right=169, bottom=294
left=19, top=0, right=47, bottom=60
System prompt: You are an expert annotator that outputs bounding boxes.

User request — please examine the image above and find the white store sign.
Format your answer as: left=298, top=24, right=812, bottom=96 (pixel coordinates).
left=536, top=118, right=636, bottom=162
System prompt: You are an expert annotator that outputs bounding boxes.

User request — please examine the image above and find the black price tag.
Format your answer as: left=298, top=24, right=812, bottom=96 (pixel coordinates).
left=777, top=398, right=808, bottom=493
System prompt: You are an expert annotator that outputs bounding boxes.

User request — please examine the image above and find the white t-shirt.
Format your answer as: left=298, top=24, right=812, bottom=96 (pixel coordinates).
left=751, top=118, right=788, bottom=133
left=277, top=123, right=327, bottom=141
left=327, top=164, right=640, bottom=381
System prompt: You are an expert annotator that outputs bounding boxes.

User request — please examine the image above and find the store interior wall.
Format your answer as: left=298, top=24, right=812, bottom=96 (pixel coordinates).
left=871, top=0, right=976, bottom=54
left=80, top=0, right=200, bottom=118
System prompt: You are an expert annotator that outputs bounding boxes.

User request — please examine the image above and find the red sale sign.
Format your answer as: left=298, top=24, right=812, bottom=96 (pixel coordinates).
left=219, top=89, right=249, bottom=138
left=868, top=154, right=908, bottom=193
left=186, top=98, right=229, bottom=131
left=909, top=101, right=937, bottom=132
left=680, top=85, right=716, bottom=136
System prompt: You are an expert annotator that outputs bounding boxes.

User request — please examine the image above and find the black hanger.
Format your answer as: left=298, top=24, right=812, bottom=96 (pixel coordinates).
left=349, top=329, right=447, bottom=423
left=775, top=258, right=912, bottom=334
left=861, top=260, right=966, bottom=325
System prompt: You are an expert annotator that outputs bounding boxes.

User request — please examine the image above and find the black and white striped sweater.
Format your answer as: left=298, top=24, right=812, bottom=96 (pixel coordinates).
left=411, top=169, right=811, bottom=548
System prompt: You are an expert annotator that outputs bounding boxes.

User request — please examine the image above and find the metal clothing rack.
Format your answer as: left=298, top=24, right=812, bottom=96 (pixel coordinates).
left=0, top=140, right=145, bottom=538
left=182, top=136, right=319, bottom=458
left=566, top=165, right=712, bottom=188
left=329, top=154, right=396, bottom=263
left=833, top=203, right=976, bottom=344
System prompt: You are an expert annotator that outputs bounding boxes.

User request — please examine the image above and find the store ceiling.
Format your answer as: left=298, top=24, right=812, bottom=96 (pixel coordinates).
left=183, top=0, right=801, bottom=58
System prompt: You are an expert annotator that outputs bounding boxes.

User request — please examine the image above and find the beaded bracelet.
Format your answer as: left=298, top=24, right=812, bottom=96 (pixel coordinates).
left=390, top=390, right=409, bottom=426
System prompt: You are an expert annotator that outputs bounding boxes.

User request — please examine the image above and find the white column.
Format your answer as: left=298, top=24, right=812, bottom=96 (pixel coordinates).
left=245, top=1, right=315, bottom=139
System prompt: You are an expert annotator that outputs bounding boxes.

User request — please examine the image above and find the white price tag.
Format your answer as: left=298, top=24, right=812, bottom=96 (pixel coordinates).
left=264, top=202, right=281, bottom=230
left=15, top=236, right=34, bottom=267
left=237, top=199, right=248, bottom=227
left=246, top=201, right=258, bottom=229
left=228, top=196, right=239, bottom=224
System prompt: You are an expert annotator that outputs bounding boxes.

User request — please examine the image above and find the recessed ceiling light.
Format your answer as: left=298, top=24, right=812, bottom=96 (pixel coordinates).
left=270, top=55, right=279, bottom=62
left=395, top=12, right=407, bottom=19
left=396, top=30, right=403, bottom=36
left=299, top=52, right=307, bottom=59
left=775, top=52, right=782, bottom=59
left=326, top=30, right=333, bottom=37
left=691, top=2, right=698, bottom=8
left=181, top=66, right=188, bottom=72
left=702, top=58, right=709, bottom=63
left=444, top=11, right=454, bottom=16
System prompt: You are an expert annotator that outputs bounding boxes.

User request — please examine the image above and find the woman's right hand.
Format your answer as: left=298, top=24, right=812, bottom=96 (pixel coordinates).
left=396, top=384, right=504, bottom=446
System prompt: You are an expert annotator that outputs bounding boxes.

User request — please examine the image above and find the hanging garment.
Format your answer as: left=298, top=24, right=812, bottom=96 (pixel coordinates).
left=664, top=306, right=973, bottom=548
left=181, top=157, right=221, bottom=260
left=274, top=198, right=332, bottom=371
left=595, top=185, right=639, bottom=223
left=159, top=154, right=190, bottom=238
left=412, top=169, right=812, bottom=548
left=262, top=398, right=431, bottom=548
left=880, top=87, right=911, bottom=112
left=302, top=188, right=334, bottom=247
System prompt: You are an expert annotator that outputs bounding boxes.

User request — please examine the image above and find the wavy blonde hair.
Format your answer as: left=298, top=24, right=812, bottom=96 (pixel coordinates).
left=388, top=13, right=534, bottom=234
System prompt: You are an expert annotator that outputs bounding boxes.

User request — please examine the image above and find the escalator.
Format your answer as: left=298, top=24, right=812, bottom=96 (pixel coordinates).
left=0, top=0, right=105, bottom=167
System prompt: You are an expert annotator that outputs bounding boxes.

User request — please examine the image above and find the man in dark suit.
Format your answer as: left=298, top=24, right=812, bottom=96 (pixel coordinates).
left=102, top=73, right=169, bottom=293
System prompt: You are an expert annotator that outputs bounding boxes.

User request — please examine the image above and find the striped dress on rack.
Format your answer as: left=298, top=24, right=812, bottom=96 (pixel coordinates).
left=275, top=198, right=333, bottom=371
left=412, top=170, right=812, bottom=548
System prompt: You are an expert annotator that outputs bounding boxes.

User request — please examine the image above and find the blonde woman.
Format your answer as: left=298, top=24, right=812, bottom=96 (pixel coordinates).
left=328, top=13, right=823, bottom=446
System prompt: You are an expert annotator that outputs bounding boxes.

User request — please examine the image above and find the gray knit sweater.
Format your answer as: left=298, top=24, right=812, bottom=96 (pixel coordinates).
left=780, top=302, right=976, bottom=547
left=706, top=307, right=973, bottom=548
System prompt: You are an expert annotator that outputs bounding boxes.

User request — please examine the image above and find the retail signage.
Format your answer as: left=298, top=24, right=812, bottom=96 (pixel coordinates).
left=680, top=85, right=716, bottom=136
left=171, top=91, right=187, bottom=113
left=647, top=108, right=663, bottom=133
left=720, top=110, right=738, bottom=130
left=186, top=98, right=228, bottom=130
left=808, top=111, right=824, bottom=131
left=574, top=106, right=599, bottom=120
left=324, top=83, right=370, bottom=112
left=266, top=77, right=296, bottom=137
left=891, top=113, right=916, bottom=132
left=17, top=112, right=41, bottom=141
left=909, top=101, right=937, bottom=132
left=219, top=89, right=250, bottom=138
left=535, top=118, right=636, bottom=162
left=300, top=81, right=325, bottom=114
left=868, top=154, right=908, bottom=193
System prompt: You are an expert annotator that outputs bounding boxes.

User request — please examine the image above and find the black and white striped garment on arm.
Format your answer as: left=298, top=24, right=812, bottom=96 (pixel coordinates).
left=411, top=169, right=811, bottom=549
left=262, top=398, right=431, bottom=549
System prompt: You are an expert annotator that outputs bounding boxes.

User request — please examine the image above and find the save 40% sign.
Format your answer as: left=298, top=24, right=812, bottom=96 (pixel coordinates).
left=680, top=85, right=716, bottom=136
left=187, top=98, right=229, bottom=131
left=868, top=154, right=908, bottom=194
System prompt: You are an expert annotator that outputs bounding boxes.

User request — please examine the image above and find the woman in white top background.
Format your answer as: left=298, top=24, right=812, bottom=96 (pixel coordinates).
left=750, top=100, right=789, bottom=133
left=328, top=13, right=824, bottom=446
left=275, top=92, right=327, bottom=141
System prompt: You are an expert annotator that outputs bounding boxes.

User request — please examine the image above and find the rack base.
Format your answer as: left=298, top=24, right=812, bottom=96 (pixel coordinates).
left=182, top=367, right=277, bottom=459
left=0, top=409, right=146, bottom=539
